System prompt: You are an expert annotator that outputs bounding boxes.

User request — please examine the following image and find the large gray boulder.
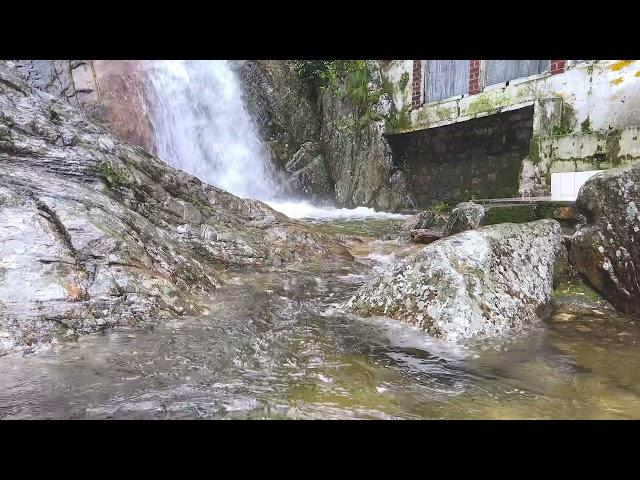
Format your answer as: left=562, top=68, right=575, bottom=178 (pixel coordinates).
left=348, top=220, right=565, bottom=341
left=570, top=164, right=640, bottom=317
left=0, top=62, right=352, bottom=354
left=10, top=60, right=155, bottom=153
left=443, top=201, right=485, bottom=236
left=403, top=209, right=448, bottom=232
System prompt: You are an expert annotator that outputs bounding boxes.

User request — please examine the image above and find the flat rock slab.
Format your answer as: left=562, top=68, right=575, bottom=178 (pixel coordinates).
left=409, top=229, right=442, bottom=244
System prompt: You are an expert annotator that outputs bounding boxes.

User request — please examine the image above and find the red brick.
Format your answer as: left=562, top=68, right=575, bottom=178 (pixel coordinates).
left=468, top=59, right=481, bottom=95
left=411, top=60, right=423, bottom=109
left=550, top=59, right=565, bottom=75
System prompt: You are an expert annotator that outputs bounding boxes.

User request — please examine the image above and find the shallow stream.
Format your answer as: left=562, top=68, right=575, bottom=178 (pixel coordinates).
left=1, top=211, right=639, bottom=419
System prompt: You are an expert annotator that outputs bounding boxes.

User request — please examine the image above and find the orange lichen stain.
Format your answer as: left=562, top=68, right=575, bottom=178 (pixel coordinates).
left=65, top=283, right=84, bottom=301
left=611, top=77, right=624, bottom=85
left=610, top=60, right=635, bottom=71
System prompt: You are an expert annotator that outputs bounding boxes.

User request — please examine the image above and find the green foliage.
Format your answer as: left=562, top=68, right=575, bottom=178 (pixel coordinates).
left=0, top=113, right=13, bottom=128
left=381, top=75, right=395, bottom=97
left=343, top=60, right=372, bottom=117
left=184, top=195, right=211, bottom=211
left=292, top=60, right=337, bottom=99
left=580, top=117, right=593, bottom=133
left=384, top=105, right=411, bottom=133
left=48, top=106, right=62, bottom=125
left=399, top=72, right=410, bottom=90
left=431, top=201, right=451, bottom=214
left=336, top=116, right=354, bottom=132
left=549, top=125, right=573, bottom=136
left=294, top=60, right=384, bottom=131
left=98, top=161, right=127, bottom=189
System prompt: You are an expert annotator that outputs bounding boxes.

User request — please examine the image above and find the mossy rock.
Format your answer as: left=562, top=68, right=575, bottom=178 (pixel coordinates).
left=481, top=204, right=537, bottom=225
left=98, top=161, right=128, bottom=189
left=0, top=124, right=11, bottom=142
left=552, top=279, right=614, bottom=314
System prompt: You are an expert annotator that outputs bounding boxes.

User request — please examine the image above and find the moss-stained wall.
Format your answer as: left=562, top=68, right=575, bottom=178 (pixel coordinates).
left=382, top=60, right=640, bottom=135
left=531, top=125, right=640, bottom=179
left=386, top=107, right=533, bottom=207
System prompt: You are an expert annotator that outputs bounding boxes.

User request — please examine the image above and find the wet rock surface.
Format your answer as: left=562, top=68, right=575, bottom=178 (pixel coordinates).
left=0, top=62, right=352, bottom=354
left=10, top=60, right=155, bottom=153
left=402, top=209, right=448, bottom=232
left=570, top=164, right=640, bottom=317
left=552, top=280, right=615, bottom=317
left=409, top=229, right=442, bottom=244
left=348, top=220, right=565, bottom=341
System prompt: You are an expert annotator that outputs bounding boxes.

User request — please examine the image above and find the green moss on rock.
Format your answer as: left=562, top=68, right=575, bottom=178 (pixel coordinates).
left=483, top=204, right=537, bottom=225
left=553, top=280, right=602, bottom=303
left=98, top=161, right=128, bottom=189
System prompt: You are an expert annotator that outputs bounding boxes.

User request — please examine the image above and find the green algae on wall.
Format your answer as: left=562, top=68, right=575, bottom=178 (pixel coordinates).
left=531, top=126, right=640, bottom=178
left=482, top=204, right=537, bottom=225
left=388, top=106, right=532, bottom=208
left=561, top=103, right=577, bottom=131
left=466, top=95, right=499, bottom=117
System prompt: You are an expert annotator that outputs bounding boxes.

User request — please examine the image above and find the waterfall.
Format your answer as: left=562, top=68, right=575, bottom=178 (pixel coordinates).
left=146, top=60, right=281, bottom=200
left=145, top=60, right=401, bottom=221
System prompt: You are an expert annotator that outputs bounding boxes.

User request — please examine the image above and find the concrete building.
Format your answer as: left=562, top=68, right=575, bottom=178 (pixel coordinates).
left=381, top=60, right=640, bottom=206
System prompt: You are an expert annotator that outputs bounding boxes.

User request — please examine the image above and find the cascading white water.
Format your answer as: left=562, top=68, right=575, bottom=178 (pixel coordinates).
left=147, top=60, right=281, bottom=200
left=146, top=60, right=408, bottom=221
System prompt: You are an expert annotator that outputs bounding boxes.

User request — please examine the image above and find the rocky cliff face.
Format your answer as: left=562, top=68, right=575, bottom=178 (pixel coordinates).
left=236, top=60, right=413, bottom=212
left=233, top=60, right=321, bottom=172
left=10, top=60, right=155, bottom=153
left=0, top=62, right=351, bottom=355
left=11, top=60, right=413, bottom=212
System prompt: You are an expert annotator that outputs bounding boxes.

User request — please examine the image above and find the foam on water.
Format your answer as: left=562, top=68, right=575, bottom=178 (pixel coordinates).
left=266, top=200, right=409, bottom=220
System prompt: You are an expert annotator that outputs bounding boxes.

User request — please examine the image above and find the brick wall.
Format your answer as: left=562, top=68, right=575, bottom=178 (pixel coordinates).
left=550, top=60, right=566, bottom=75
left=469, top=60, right=481, bottom=95
left=411, top=60, right=422, bottom=109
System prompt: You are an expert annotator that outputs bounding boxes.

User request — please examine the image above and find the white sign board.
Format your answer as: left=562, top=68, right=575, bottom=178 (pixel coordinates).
left=550, top=170, right=602, bottom=201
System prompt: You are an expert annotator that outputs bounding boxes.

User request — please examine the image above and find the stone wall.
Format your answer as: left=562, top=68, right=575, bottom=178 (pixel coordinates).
left=531, top=125, right=640, bottom=180
left=386, top=106, right=533, bottom=207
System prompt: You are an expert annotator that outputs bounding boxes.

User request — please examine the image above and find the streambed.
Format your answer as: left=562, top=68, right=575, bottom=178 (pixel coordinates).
left=1, top=212, right=639, bottom=419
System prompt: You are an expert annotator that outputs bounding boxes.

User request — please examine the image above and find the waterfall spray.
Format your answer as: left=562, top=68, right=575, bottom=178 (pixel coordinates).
left=146, top=60, right=402, bottom=221
left=147, top=60, right=282, bottom=201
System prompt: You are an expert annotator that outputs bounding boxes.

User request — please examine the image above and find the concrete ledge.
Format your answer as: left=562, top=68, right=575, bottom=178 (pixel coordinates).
left=531, top=125, right=640, bottom=176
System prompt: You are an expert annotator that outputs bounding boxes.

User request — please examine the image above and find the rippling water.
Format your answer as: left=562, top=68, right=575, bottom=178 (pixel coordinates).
left=1, top=216, right=640, bottom=419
